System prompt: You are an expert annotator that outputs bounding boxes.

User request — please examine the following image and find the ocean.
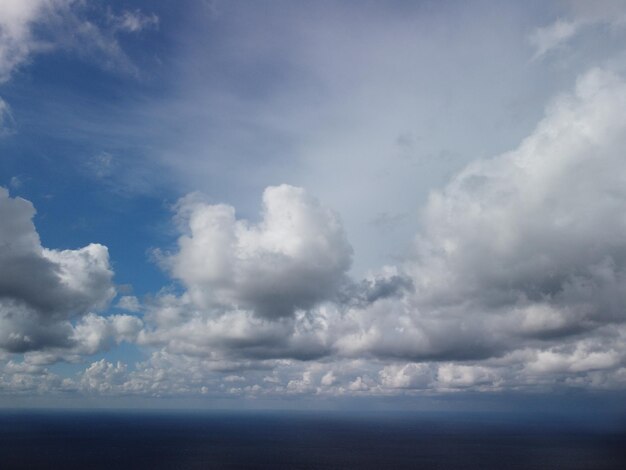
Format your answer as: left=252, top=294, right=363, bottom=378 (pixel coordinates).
left=0, top=410, right=624, bottom=469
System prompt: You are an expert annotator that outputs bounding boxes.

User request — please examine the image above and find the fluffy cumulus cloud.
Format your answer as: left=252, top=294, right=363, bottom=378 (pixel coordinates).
left=138, top=185, right=353, bottom=363
left=119, top=67, right=626, bottom=398
left=0, top=187, right=140, bottom=359
left=336, top=68, right=626, bottom=369
left=168, top=184, right=352, bottom=319
left=410, top=68, right=626, bottom=345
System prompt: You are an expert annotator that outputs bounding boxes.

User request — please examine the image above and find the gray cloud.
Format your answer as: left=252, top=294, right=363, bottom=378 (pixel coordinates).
left=337, top=68, right=626, bottom=365
left=342, top=271, right=414, bottom=307
left=0, top=187, right=124, bottom=354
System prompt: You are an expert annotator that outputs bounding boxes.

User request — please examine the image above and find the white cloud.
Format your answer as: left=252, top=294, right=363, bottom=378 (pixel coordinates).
left=436, top=364, right=500, bottom=390
left=341, top=68, right=626, bottom=362
left=416, top=67, right=626, bottom=323
left=379, top=363, right=434, bottom=390
left=116, top=295, right=141, bottom=313
left=138, top=185, right=357, bottom=370
left=63, top=323, right=626, bottom=398
left=80, top=359, right=128, bottom=394
left=71, top=313, right=142, bottom=356
left=330, top=72, right=626, bottom=394
left=139, top=301, right=299, bottom=358
left=168, top=184, right=352, bottom=319
left=0, top=187, right=117, bottom=354
left=0, top=0, right=54, bottom=83
left=0, top=359, right=72, bottom=394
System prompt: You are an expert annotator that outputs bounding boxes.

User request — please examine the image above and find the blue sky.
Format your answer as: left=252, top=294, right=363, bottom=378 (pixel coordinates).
left=2, top=0, right=626, bottom=409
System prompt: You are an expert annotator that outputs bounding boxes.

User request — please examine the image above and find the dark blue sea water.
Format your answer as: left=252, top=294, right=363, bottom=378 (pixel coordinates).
left=0, top=410, right=624, bottom=469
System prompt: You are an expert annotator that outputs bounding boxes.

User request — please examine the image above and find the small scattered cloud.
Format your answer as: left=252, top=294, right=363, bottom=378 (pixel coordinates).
left=116, top=295, right=141, bottom=313
left=84, top=152, right=115, bottom=179
left=528, top=1, right=626, bottom=60
left=108, top=9, right=159, bottom=34
left=529, top=19, right=580, bottom=60
left=0, top=97, right=15, bottom=136
left=8, top=176, right=21, bottom=190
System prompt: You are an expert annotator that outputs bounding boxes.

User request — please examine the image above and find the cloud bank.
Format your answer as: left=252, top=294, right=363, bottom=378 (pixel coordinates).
left=118, top=67, right=626, bottom=398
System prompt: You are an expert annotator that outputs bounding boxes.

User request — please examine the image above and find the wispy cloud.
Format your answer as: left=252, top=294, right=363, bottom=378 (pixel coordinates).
left=529, top=18, right=581, bottom=60
left=0, top=96, right=14, bottom=136
left=529, top=0, right=626, bottom=60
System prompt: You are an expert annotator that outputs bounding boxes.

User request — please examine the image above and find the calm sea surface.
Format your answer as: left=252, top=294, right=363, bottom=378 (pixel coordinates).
left=0, top=411, right=624, bottom=469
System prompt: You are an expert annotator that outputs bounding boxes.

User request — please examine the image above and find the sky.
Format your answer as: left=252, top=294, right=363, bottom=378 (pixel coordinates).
left=1, top=0, right=626, bottom=411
